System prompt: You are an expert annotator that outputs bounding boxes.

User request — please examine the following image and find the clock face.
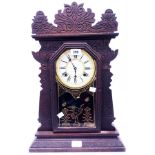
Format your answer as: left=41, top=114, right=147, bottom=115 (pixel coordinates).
left=56, top=49, right=96, bottom=89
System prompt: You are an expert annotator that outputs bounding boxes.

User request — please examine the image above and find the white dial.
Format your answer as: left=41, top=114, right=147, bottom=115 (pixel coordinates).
left=56, top=49, right=96, bottom=89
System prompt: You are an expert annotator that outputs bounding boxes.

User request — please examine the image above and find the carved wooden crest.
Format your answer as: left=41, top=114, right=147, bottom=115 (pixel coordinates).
left=32, top=2, right=118, bottom=34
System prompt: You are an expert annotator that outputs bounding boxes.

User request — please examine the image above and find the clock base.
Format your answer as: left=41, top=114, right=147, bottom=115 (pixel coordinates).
left=29, top=131, right=125, bottom=152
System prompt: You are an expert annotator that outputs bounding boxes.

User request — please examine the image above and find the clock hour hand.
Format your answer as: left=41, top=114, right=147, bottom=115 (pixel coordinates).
left=74, top=75, right=77, bottom=83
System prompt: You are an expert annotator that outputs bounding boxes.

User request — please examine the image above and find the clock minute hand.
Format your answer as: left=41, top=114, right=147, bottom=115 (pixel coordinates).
left=67, top=55, right=72, bottom=62
left=67, top=55, right=76, bottom=70
left=67, top=55, right=77, bottom=83
left=74, top=66, right=77, bottom=83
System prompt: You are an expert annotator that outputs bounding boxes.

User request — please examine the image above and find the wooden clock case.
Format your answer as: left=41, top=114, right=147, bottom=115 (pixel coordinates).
left=29, top=2, right=125, bottom=152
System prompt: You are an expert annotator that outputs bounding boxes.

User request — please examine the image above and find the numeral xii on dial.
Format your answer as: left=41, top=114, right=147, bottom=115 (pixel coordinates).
left=73, top=55, right=77, bottom=58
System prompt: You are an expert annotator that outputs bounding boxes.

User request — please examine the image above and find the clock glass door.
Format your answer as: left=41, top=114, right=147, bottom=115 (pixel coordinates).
left=55, top=48, right=99, bottom=132
left=58, top=86, right=96, bottom=128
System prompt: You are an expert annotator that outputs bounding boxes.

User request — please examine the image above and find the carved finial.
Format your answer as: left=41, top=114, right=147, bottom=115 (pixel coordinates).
left=32, top=11, right=56, bottom=34
left=93, top=9, right=118, bottom=32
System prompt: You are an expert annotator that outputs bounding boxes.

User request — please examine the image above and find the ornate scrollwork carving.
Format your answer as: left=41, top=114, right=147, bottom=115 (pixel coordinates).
left=54, top=2, right=95, bottom=32
left=32, top=2, right=118, bottom=34
left=93, top=9, right=118, bottom=32
left=87, top=40, right=118, bottom=65
left=32, top=11, right=56, bottom=34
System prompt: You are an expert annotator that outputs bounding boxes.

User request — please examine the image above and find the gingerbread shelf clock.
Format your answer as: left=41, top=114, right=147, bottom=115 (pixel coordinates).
left=29, top=2, right=125, bottom=152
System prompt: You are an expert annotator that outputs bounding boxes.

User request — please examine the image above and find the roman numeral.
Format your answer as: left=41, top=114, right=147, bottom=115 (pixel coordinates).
left=67, top=55, right=71, bottom=61
left=85, top=67, right=90, bottom=70
left=74, top=55, right=78, bottom=58
left=61, top=60, right=67, bottom=63
left=80, top=77, right=83, bottom=82
left=80, top=55, right=84, bottom=60
left=60, top=67, right=66, bottom=69
left=62, top=72, right=68, bottom=77
left=83, top=72, right=88, bottom=77
left=67, top=76, right=71, bottom=82
left=84, top=60, right=89, bottom=64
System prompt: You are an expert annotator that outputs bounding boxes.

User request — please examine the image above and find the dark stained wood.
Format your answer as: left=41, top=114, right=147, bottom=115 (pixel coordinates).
left=32, top=2, right=118, bottom=35
left=30, top=1, right=125, bottom=152
left=32, top=33, right=119, bottom=40
left=30, top=137, right=125, bottom=152
left=35, top=130, right=119, bottom=138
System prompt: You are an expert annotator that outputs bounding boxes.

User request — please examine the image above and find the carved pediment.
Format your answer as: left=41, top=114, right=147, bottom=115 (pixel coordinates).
left=32, top=2, right=118, bottom=35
